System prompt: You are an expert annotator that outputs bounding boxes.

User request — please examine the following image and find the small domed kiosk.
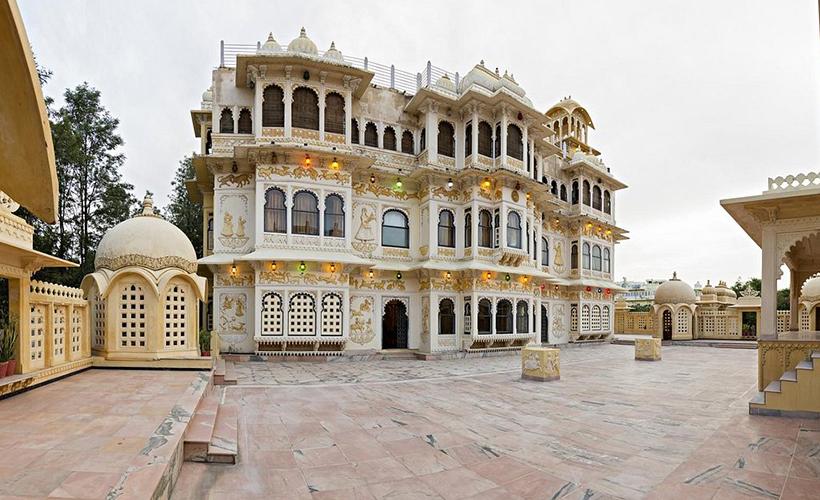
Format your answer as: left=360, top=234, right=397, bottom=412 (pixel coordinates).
left=653, top=272, right=697, bottom=340
left=81, top=195, right=207, bottom=362
left=800, top=275, right=820, bottom=330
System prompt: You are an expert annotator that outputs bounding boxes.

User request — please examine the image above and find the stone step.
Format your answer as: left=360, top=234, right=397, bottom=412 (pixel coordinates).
left=207, top=401, right=239, bottom=464
left=749, top=392, right=766, bottom=405
left=780, top=370, right=797, bottom=382
left=797, top=360, right=814, bottom=371
left=213, top=358, right=226, bottom=385
left=764, top=380, right=781, bottom=393
left=183, top=392, right=219, bottom=462
left=223, top=361, right=238, bottom=385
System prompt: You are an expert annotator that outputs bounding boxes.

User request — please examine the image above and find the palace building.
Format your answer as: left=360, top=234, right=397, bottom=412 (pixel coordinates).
left=186, top=29, right=628, bottom=356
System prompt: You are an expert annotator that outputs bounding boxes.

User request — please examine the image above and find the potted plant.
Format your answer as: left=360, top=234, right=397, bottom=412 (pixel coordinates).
left=199, top=329, right=211, bottom=357
left=1, top=314, right=18, bottom=376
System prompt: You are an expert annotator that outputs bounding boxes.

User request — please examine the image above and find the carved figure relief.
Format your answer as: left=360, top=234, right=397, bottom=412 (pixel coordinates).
left=219, top=293, right=247, bottom=333
left=553, top=241, right=565, bottom=271
left=349, top=296, right=375, bottom=345
left=355, top=205, right=376, bottom=241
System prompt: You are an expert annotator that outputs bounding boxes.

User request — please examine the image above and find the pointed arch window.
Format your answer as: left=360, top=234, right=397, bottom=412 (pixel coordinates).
left=219, top=108, right=234, bottom=133
left=464, top=123, right=472, bottom=156
left=438, top=121, right=455, bottom=158
left=464, top=210, right=472, bottom=247
left=478, top=209, right=493, bottom=248
left=351, top=119, right=360, bottom=144
left=262, top=85, right=285, bottom=127
left=507, top=124, right=523, bottom=160
left=571, top=243, right=579, bottom=269
left=292, top=191, right=319, bottom=235
left=438, top=298, right=455, bottom=335
left=550, top=180, right=558, bottom=196
left=496, top=299, right=513, bottom=334
left=324, top=194, right=345, bottom=238
left=582, top=242, right=591, bottom=270
left=571, top=181, right=579, bottom=204
left=292, top=87, right=319, bottom=130
left=401, top=130, right=414, bottom=154
left=324, top=93, right=345, bottom=134
left=237, top=109, right=252, bottom=134
left=592, top=245, right=602, bottom=271
left=383, top=126, right=397, bottom=151
left=382, top=210, right=409, bottom=248
left=541, top=237, right=549, bottom=266
left=516, top=300, right=529, bottom=333
left=593, top=185, right=602, bottom=210
left=478, top=299, right=492, bottom=334
left=438, top=210, right=455, bottom=248
left=604, top=190, right=612, bottom=214
left=478, top=121, right=493, bottom=157
left=364, top=122, right=378, bottom=147
left=263, top=188, right=287, bottom=233
left=603, top=248, right=611, bottom=273
left=583, top=180, right=591, bottom=206
left=560, top=184, right=567, bottom=202
left=507, top=211, right=522, bottom=249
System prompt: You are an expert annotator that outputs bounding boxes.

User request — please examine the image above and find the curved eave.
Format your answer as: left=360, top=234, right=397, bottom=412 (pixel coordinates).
left=191, top=109, right=211, bottom=138
left=235, top=54, right=374, bottom=97
left=0, top=0, right=58, bottom=223
left=0, top=238, right=77, bottom=270
left=545, top=103, right=595, bottom=129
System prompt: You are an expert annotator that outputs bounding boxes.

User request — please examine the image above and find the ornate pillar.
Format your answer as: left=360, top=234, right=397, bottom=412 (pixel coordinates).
left=471, top=106, right=479, bottom=163
left=343, top=77, right=354, bottom=145
left=319, top=73, right=327, bottom=142
left=283, top=66, right=293, bottom=138
left=760, top=226, right=779, bottom=337
left=521, top=125, right=529, bottom=173
left=253, top=80, right=263, bottom=138
left=500, top=107, right=508, bottom=168
left=232, top=106, right=239, bottom=133
left=425, top=101, right=439, bottom=164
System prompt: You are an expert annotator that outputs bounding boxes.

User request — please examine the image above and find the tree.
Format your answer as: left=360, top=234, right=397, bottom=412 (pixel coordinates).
left=629, top=303, right=652, bottom=312
left=777, top=289, right=790, bottom=310
left=164, top=156, right=203, bottom=257
left=731, top=277, right=761, bottom=297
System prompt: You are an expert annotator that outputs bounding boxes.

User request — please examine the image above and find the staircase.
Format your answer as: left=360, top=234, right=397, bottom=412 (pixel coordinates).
left=213, top=358, right=237, bottom=385
left=183, top=371, right=239, bottom=464
left=750, top=351, right=820, bottom=417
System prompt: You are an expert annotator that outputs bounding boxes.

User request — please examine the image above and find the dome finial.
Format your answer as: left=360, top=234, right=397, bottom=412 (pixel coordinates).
left=300, top=27, right=307, bottom=37
left=141, top=193, right=155, bottom=217
left=672, top=271, right=678, bottom=280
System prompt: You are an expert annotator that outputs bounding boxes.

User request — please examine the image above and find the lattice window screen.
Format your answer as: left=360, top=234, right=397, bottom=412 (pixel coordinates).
left=53, top=306, right=66, bottom=362
left=570, top=305, right=578, bottom=332
left=581, top=305, right=590, bottom=331
left=602, top=306, right=611, bottom=331
left=288, top=293, right=316, bottom=335
left=164, top=284, right=187, bottom=348
left=120, top=284, right=146, bottom=348
left=591, top=305, right=601, bottom=331
left=321, top=294, right=343, bottom=336
left=678, top=309, right=690, bottom=334
left=71, top=308, right=82, bottom=354
left=261, top=292, right=284, bottom=335
left=30, top=305, right=45, bottom=368
left=94, top=294, right=106, bottom=348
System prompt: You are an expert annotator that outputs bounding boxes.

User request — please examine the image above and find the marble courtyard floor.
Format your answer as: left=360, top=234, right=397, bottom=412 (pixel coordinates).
left=0, top=369, right=202, bottom=498
left=173, top=344, right=820, bottom=499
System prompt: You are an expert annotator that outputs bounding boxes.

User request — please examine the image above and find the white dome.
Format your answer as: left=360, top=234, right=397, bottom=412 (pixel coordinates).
left=461, top=61, right=498, bottom=92
left=654, top=273, right=696, bottom=305
left=323, top=41, right=343, bottom=62
left=287, top=27, right=318, bottom=56
left=435, top=74, right=456, bottom=93
left=258, top=32, right=282, bottom=54
left=201, top=86, right=213, bottom=103
left=716, top=281, right=737, bottom=298
left=95, top=195, right=197, bottom=274
left=801, top=276, right=820, bottom=302
left=496, top=71, right=526, bottom=98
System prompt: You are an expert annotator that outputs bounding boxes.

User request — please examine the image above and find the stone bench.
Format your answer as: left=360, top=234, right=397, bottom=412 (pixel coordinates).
left=521, top=346, right=560, bottom=381
left=635, top=337, right=662, bottom=361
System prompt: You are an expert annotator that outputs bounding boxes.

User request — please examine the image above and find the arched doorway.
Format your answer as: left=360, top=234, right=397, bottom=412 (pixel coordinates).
left=815, top=306, right=820, bottom=332
left=540, top=305, right=549, bottom=344
left=382, top=299, right=408, bottom=349
left=662, top=309, right=673, bottom=340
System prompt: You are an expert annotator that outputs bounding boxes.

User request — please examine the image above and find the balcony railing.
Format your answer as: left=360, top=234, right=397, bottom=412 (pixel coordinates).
left=218, top=41, right=457, bottom=97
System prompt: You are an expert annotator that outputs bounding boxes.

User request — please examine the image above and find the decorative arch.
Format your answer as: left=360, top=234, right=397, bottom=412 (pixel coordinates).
left=262, top=84, right=285, bottom=127
left=261, top=292, right=284, bottom=336
left=438, top=121, right=455, bottom=158
left=604, top=190, right=611, bottom=214
left=288, top=293, right=316, bottom=335
left=382, top=209, right=409, bottom=248
left=163, top=279, right=192, bottom=349
left=478, top=121, right=493, bottom=157
left=324, top=193, right=345, bottom=238
left=401, top=130, right=414, bottom=154
left=507, top=210, right=522, bottom=249
left=351, top=119, right=360, bottom=144
left=292, top=86, right=319, bottom=130
left=383, top=126, right=397, bottom=151
left=477, top=298, right=492, bottom=334
left=516, top=300, right=529, bottom=333
left=264, top=187, right=287, bottom=233
left=237, top=108, right=252, bottom=134
left=506, top=123, right=523, bottom=160
left=364, top=122, right=378, bottom=147
left=292, top=190, right=319, bottom=235
left=583, top=180, right=591, bottom=206
left=219, top=108, right=234, bottom=134
left=321, top=293, right=343, bottom=336
left=496, top=299, right=513, bottom=334
left=437, top=209, right=455, bottom=248
left=438, top=297, right=456, bottom=335
left=324, top=92, right=345, bottom=134
left=592, top=185, right=602, bottom=210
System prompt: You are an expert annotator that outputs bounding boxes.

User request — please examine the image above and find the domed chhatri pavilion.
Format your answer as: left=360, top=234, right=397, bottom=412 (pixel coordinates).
left=652, top=272, right=697, bottom=340
left=81, top=196, right=207, bottom=361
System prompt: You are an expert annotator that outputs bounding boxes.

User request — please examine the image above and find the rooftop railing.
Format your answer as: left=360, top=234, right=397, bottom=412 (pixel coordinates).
left=218, top=41, right=458, bottom=96
left=766, top=172, right=820, bottom=193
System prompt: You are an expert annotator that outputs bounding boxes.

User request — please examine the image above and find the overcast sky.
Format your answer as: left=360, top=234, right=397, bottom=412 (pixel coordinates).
left=19, top=0, right=820, bottom=287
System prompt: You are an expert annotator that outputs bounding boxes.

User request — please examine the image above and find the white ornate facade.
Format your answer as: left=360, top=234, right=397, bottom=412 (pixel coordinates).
left=187, top=29, right=628, bottom=355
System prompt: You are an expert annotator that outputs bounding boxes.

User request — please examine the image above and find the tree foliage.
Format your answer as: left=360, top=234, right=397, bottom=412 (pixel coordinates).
left=629, top=303, right=652, bottom=312
left=164, top=156, right=202, bottom=257
left=730, top=277, right=790, bottom=310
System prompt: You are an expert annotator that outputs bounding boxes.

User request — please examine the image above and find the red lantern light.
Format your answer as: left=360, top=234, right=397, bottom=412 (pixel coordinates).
left=605, top=288, right=611, bottom=295
left=585, top=286, right=592, bottom=292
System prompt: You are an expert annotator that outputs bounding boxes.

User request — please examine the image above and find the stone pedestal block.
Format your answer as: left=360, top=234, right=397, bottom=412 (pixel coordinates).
left=521, top=346, right=560, bottom=381
left=635, top=337, right=662, bottom=361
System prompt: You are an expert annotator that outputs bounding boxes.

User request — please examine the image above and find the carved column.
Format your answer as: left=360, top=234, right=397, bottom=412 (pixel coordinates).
left=760, top=225, right=779, bottom=337
left=319, top=72, right=327, bottom=141
left=425, top=101, right=438, bottom=164
left=471, top=106, right=479, bottom=164
left=253, top=81, right=263, bottom=138
left=500, top=107, right=508, bottom=168
left=283, top=66, right=293, bottom=138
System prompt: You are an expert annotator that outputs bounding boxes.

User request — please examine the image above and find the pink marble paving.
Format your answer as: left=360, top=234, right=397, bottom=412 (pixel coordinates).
left=0, top=368, right=201, bottom=498
left=172, top=345, right=820, bottom=499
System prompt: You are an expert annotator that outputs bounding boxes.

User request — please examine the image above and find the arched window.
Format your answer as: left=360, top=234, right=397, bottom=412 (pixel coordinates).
left=464, top=211, right=472, bottom=247
left=321, top=293, right=343, bottom=336
left=438, top=121, right=455, bottom=158
left=164, top=283, right=188, bottom=348
left=382, top=210, right=409, bottom=248
left=324, top=194, right=345, bottom=238
left=464, top=300, right=471, bottom=334
left=324, top=93, right=345, bottom=135
left=541, top=237, right=549, bottom=266
left=478, top=209, right=492, bottom=248
left=438, top=210, right=455, bottom=248
left=560, top=184, right=567, bottom=202
left=506, top=124, right=523, bottom=160
left=516, top=300, right=529, bottom=333
left=571, top=181, right=579, bottom=204
left=583, top=180, right=591, bottom=206
left=260, top=292, right=284, bottom=336
left=292, top=191, right=319, bottom=235
left=464, top=123, right=472, bottom=156
left=478, top=299, right=492, bottom=334
left=478, top=121, right=493, bottom=157
left=592, top=305, right=601, bottom=331
left=364, top=122, right=378, bottom=147
left=351, top=119, right=360, bottom=144
left=582, top=242, right=591, bottom=270
left=603, top=248, right=611, bottom=273
left=292, top=87, right=319, bottom=130
left=262, top=85, right=285, bottom=127
left=550, top=180, right=558, bottom=196
left=602, top=306, right=611, bottom=331
left=219, top=108, right=234, bottom=133
left=401, top=130, right=414, bottom=154
left=237, top=109, right=252, bottom=134
left=207, top=216, right=214, bottom=251
left=496, top=299, right=513, bottom=334
left=507, top=211, right=522, bottom=249
left=438, top=298, right=455, bottom=335
left=592, top=245, right=602, bottom=271
left=494, top=124, right=501, bottom=157
left=571, top=243, right=579, bottom=269
left=288, top=293, right=316, bottom=335
left=593, top=186, right=602, bottom=210
left=263, top=188, right=287, bottom=233
left=604, top=191, right=611, bottom=214
left=581, top=305, right=590, bottom=331
left=383, top=126, right=397, bottom=151
left=420, top=128, right=426, bottom=151
left=119, top=283, right=146, bottom=349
